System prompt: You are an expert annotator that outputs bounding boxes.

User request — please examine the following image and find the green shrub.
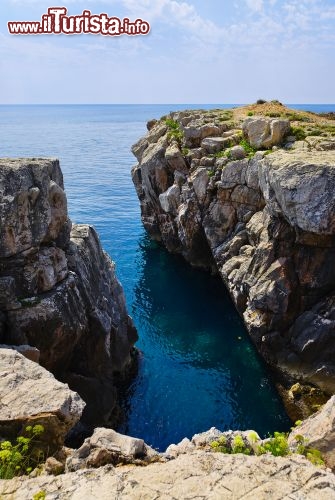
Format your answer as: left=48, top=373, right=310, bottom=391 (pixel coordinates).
left=232, top=435, right=250, bottom=455
left=210, top=436, right=229, bottom=453
left=0, top=425, right=45, bottom=479
left=266, top=112, right=281, bottom=118
left=256, top=99, right=267, bottom=105
left=214, top=150, right=227, bottom=159
left=293, top=434, right=325, bottom=466
left=219, top=110, right=233, bottom=122
left=248, top=431, right=259, bottom=444
left=290, top=126, right=306, bottom=141
left=165, top=118, right=184, bottom=146
left=270, top=100, right=283, bottom=105
left=33, top=492, right=46, bottom=500
left=240, top=138, right=257, bottom=158
left=247, top=112, right=254, bottom=117
left=306, top=129, right=322, bottom=137
left=211, top=428, right=325, bottom=467
left=285, top=112, right=311, bottom=122
left=257, top=432, right=289, bottom=457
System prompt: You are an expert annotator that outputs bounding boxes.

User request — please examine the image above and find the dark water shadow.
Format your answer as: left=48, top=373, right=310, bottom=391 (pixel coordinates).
left=117, top=235, right=291, bottom=451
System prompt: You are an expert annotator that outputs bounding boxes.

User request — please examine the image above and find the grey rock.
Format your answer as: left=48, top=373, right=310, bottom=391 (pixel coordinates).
left=0, top=159, right=137, bottom=429
left=165, top=143, right=188, bottom=173
left=190, top=168, right=209, bottom=205
left=66, top=428, right=148, bottom=471
left=230, top=145, right=247, bottom=160
left=289, top=396, right=335, bottom=470
left=2, top=451, right=335, bottom=499
left=201, top=137, right=227, bottom=154
left=131, top=109, right=335, bottom=394
left=258, top=150, right=335, bottom=234
left=165, top=437, right=195, bottom=457
left=159, top=185, right=181, bottom=214
left=243, top=117, right=290, bottom=148
left=184, top=123, right=225, bottom=148
left=0, top=158, right=68, bottom=258
left=0, top=348, right=85, bottom=453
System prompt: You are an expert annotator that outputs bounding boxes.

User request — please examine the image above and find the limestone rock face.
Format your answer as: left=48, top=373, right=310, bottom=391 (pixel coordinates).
left=0, top=348, right=85, bottom=453
left=0, top=158, right=137, bottom=428
left=242, top=117, right=290, bottom=148
left=132, top=109, right=335, bottom=394
left=2, top=451, right=335, bottom=499
left=289, top=395, right=335, bottom=469
left=0, top=159, right=69, bottom=258
left=259, top=150, right=335, bottom=234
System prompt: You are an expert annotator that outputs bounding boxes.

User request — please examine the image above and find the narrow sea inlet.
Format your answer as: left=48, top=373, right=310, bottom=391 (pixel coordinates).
left=5, top=103, right=326, bottom=451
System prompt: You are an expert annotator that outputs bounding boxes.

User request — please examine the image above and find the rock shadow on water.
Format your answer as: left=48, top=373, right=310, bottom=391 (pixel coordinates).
left=117, top=235, right=291, bottom=452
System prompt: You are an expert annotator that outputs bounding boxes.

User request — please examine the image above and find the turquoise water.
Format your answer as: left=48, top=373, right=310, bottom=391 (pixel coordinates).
left=1, top=103, right=333, bottom=451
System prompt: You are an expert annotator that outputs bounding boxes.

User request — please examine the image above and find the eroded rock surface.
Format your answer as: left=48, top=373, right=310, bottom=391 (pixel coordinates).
left=0, top=158, right=137, bottom=427
left=0, top=348, right=84, bottom=453
left=1, top=451, right=335, bottom=500
left=131, top=108, right=335, bottom=395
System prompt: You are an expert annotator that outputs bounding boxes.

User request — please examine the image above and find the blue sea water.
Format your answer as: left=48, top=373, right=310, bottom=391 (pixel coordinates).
left=1, top=103, right=334, bottom=451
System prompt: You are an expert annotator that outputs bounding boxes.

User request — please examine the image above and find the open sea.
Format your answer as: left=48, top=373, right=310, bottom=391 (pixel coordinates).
left=1, top=103, right=333, bottom=451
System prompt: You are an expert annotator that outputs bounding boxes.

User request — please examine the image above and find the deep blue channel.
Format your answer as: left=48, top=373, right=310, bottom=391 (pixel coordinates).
left=1, top=103, right=330, bottom=450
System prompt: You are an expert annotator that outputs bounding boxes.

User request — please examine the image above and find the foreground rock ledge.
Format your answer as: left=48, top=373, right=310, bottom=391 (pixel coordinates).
left=1, top=452, right=335, bottom=500
left=0, top=158, right=138, bottom=428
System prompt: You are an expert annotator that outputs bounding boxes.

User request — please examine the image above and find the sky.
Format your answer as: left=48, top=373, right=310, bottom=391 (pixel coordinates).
left=0, top=0, right=334, bottom=104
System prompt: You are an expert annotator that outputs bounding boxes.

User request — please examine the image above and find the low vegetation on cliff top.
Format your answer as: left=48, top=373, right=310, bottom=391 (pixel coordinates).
left=0, top=425, right=45, bottom=479
left=210, top=425, right=324, bottom=467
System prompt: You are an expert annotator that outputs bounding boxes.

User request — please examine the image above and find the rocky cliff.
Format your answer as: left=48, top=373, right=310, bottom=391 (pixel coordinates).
left=131, top=103, right=335, bottom=400
left=0, top=158, right=137, bottom=428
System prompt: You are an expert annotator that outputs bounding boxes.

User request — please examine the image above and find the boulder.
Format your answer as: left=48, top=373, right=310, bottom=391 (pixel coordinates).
left=184, top=123, right=224, bottom=148
left=243, top=117, right=290, bottom=149
left=230, top=145, right=247, bottom=160
left=66, top=428, right=151, bottom=471
left=0, top=348, right=85, bottom=453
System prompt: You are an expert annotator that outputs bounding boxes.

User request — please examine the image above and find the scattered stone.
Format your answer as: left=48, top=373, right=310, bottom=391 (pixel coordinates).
left=66, top=428, right=151, bottom=472
left=230, top=145, right=247, bottom=160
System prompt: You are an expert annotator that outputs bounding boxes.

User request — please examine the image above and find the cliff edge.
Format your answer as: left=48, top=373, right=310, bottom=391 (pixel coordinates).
left=0, top=158, right=137, bottom=427
left=131, top=103, right=335, bottom=403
